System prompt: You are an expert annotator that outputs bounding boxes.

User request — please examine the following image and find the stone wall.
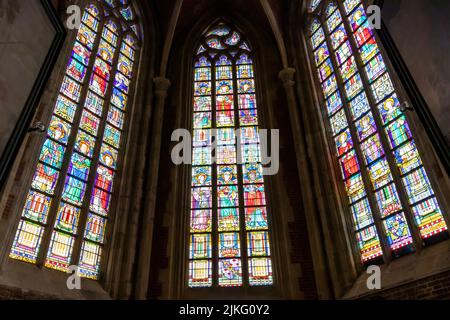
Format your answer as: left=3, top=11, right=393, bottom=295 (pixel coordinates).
left=0, top=284, right=59, bottom=300
left=364, top=271, right=450, bottom=300
left=381, top=0, right=450, bottom=148
left=0, top=0, right=55, bottom=161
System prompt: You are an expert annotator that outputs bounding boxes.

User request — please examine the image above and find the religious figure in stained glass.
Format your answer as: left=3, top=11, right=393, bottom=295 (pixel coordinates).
left=188, top=23, right=274, bottom=288
left=10, top=1, right=141, bottom=279
left=307, top=0, right=448, bottom=263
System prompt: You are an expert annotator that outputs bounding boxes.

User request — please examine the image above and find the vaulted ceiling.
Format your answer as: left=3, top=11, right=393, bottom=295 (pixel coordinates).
left=52, top=0, right=301, bottom=75
left=152, top=0, right=289, bottom=38
left=148, top=0, right=294, bottom=75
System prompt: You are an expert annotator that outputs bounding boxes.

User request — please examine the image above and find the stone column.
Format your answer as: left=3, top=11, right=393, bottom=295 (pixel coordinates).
left=278, top=68, right=332, bottom=299
left=134, top=77, right=171, bottom=299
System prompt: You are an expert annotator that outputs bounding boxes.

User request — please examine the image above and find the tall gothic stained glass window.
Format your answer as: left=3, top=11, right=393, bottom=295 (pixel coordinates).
left=10, top=1, right=141, bottom=280
left=307, top=0, right=448, bottom=264
left=188, top=23, right=274, bottom=288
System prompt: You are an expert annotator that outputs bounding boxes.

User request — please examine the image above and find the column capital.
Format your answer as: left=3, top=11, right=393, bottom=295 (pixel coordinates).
left=153, top=77, right=171, bottom=97
left=278, top=68, right=296, bottom=88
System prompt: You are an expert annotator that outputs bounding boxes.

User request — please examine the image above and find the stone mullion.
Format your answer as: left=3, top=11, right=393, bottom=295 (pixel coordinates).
left=337, top=1, right=423, bottom=252
left=321, top=14, right=391, bottom=263
left=36, top=17, right=106, bottom=266
left=210, top=56, right=219, bottom=287
left=100, top=37, right=142, bottom=287
left=365, top=1, right=450, bottom=240
left=233, top=58, right=250, bottom=290
left=303, top=36, right=364, bottom=266
left=71, top=29, right=124, bottom=267
left=134, top=76, right=171, bottom=299
left=248, top=61, right=273, bottom=275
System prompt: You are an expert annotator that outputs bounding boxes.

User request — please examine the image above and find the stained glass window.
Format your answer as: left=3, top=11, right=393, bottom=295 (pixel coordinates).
left=188, top=23, right=273, bottom=288
left=310, top=0, right=322, bottom=11
left=10, top=2, right=140, bottom=280
left=308, top=1, right=448, bottom=264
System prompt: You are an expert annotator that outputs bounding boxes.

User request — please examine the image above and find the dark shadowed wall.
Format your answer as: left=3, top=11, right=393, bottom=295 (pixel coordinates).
left=381, top=0, right=450, bottom=147
left=0, top=0, right=55, bottom=162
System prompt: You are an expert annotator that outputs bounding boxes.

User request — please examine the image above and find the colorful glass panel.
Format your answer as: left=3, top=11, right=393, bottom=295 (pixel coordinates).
left=80, top=110, right=100, bottom=136
left=354, top=21, right=374, bottom=47
left=111, top=87, right=128, bottom=110
left=54, top=203, right=80, bottom=234
left=326, top=91, right=343, bottom=116
left=351, top=198, right=374, bottom=230
left=344, top=73, right=364, bottom=100
left=90, top=188, right=112, bottom=217
left=360, top=134, right=384, bottom=165
left=67, top=57, right=87, bottom=82
left=54, top=95, right=77, bottom=123
left=359, top=38, right=379, bottom=64
left=219, top=233, right=240, bottom=258
left=68, top=153, right=91, bottom=181
left=120, top=41, right=135, bottom=60
left=330, top=109, right=348, bottom=136
left=402, top=168, right=434, bottom=205
left=247, top=231, right=270, bottom=256
left=365, top=54, right=386, bottom=83
left=99, top=144, right=118, bottom=169
left=394, top=141, right=422, bottom=175
left=21, top=191, right=51, bottom=224
left=355, top=113, right=376, bottom=141
left=39, top=139, right=65, bottom=169
left=330, top=26, right=348, bottom=50
left=339, top=56, right=357, bottom=82
left=93, top=58, right=111, bottom=81
left=90, top=73, right=108, bottom=97
left=371, top=73, right=394, bottom=103
left=10, top=221, right=44, bottom=263
left=356, top=226, right=383, bottom=262
left=189, top=260, right=212, bottom=288
left=61, top=76, right=82, bottom=102
left=190, top=234, right=212, bottom=259
left=77, top=24, right=96, bottom=50
left=190, top=210, right=212, bottom=233
left=189, top=25, right=272, bottom=288
left=218, top=259, right=242, bottom=287
left=45, top=231, right=75, bottom=272
left=348, top=91, right=370, bottom=120
left=248, top=258, right=273, bottom=286
left=104, top=124, right=121, bottom=148
left=78, top=241, right=102, bottom=279
left=385, top=116, right=412, bottom=149
left=118, top=54, right=133, bottom=78
left=84, top=213, right=107, bottom=244
left=412, top=198, right=448, bottom=239
left=31, top=164, right=59, bottom=195
left=335, top=129, right=353, bottom=157
left=11, top=3, right=141, bottom=279
left=311, top=27, right=325, bottom=49
left=61, top=176, right=87, bottom=206
left=73, top=41, right=91, bottom=65
left=327, top=8, right=342, bottom=32
left=383, top=212, right=413, bottom=250
left=375, top=184, right=403, bottom=217
left=314, top=42, right=329, bottom=66
left=107, top=106, right=125, bottom=129
left=98, top=39, right=115, bottom=64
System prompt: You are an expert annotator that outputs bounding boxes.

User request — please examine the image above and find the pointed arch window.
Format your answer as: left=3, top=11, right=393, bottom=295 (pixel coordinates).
left=188, top=23, right=274, bottom=288
left=307, top=1, right=449, bottom=264
left=10, top=0, right=141, bottom=280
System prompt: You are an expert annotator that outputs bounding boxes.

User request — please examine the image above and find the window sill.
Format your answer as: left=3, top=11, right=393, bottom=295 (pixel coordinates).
left=342, top=240, right=450, bottom=299
left=0, top=258, right=111, bottom=299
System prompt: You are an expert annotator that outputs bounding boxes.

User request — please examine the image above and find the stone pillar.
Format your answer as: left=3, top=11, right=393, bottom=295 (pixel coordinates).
left=134, top=77, right=171, bottom=300
left=278, top=68, right=332, bottom=299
